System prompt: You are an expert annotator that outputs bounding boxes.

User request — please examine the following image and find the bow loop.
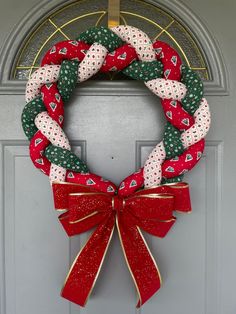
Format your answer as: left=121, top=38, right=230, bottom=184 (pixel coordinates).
left=52, top=182, right=103, bottom=210
left=149, top=182, right=191, bottom=212
left=68, top=193, right=112, bottom=224
left=126, top=193, right=175, bottom=221
left=53, top=183, right=113, bottom=236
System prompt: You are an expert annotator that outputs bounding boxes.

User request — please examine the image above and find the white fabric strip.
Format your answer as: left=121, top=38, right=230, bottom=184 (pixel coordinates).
left=26, top=65, right=61, bottom=103
left=35, top=111, right=71, bottom=183
left=78, top=43, right=108, bottom=82
left=143, top=142, right=166, bottom=187
left=49, top=164, right=67, bottom=183
left=111, top=25, right=156, bottom=61
left=181, top=98, right=211, bottom=148
left=35, top=112, right=70, bottom=150
left=145, top=79, right=187, bottom=101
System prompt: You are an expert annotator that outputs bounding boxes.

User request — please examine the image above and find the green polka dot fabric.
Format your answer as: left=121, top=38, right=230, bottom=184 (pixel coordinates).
left=77, top=26, right=124, bottom=52
left=181, top=66, right=204, bottom=115
left=161, top=175, right=184, bottom=184
left=122, top=60, right=163, bottom=81
left=58, top=60, right=79, bottom=102
left=163, top=122, right=184, bottom=159
left=45, top=144, right=89, bottom=173
left=21, top=96, right=45, bottom=140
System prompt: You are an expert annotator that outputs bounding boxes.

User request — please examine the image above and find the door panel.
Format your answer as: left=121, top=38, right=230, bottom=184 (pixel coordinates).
left=0, top=94, right=223, bottom=314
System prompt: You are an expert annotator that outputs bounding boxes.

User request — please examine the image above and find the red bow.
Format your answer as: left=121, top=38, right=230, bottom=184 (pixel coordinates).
left=52, top=182, right=191, bottom=307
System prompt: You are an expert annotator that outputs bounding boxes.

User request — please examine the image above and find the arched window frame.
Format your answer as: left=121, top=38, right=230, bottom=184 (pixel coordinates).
left=0, top=0, right=229, bottom=95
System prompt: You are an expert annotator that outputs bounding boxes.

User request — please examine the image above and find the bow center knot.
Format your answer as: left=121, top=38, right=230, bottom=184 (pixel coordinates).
left=112, top=195, right=125, bottom=214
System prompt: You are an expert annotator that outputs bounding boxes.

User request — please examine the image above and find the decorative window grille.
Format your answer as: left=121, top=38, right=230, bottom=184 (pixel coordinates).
left=12, top=0, right=209, bottom=81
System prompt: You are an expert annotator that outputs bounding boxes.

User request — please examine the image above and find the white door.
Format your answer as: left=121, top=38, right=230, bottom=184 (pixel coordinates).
left=0, top=1, right=235, bottom=314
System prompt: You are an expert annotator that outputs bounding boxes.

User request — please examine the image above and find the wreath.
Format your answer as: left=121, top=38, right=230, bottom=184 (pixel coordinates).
left=21, top=26, right=211, bottom=307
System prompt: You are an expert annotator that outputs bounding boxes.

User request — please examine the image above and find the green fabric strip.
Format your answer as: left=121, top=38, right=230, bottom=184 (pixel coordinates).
left=77, top=26, right=123, bottom=52
left=45, top=144, right=89, bottom=173
left=161, top=175, right=184, bottom=184
left=122, top=60, right=163, bottom=81
left=181, top=66, right=204, bottom=115
left=21, top=96, right=45, bottom=140
left=57, top=60, right=79, bottom=103
left=163, top=122, right=184, bottom=159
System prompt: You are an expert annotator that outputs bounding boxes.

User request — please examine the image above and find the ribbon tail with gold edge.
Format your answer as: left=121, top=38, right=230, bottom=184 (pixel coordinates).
left=61, top=214, right=115, bottom=306
left=116, top=214, right=162, bottom=308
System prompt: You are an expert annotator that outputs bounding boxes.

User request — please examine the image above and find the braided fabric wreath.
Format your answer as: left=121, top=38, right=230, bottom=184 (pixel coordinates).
left=21, top=25, right=211, bottom=306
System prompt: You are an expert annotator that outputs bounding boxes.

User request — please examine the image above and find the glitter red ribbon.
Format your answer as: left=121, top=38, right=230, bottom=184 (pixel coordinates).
left=52, top=182, right=191, bottom=307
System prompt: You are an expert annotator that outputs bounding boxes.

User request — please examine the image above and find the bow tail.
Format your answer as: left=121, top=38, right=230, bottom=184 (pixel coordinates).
left=116, top=214, right=162, bottom=307
left=61, top=214, right=115, bottom=306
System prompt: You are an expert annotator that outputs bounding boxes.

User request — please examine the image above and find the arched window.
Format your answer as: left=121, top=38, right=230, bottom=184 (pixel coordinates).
left=12, top=0, right=210, bottom=81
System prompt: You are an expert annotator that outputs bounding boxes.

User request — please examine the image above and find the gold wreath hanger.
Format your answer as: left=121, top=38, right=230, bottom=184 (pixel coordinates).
left=108, top=0, right=120, bottom=28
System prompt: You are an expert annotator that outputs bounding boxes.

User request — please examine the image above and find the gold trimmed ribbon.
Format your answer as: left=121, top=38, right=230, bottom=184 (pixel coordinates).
left=52, top=182, right=191, bottom=307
